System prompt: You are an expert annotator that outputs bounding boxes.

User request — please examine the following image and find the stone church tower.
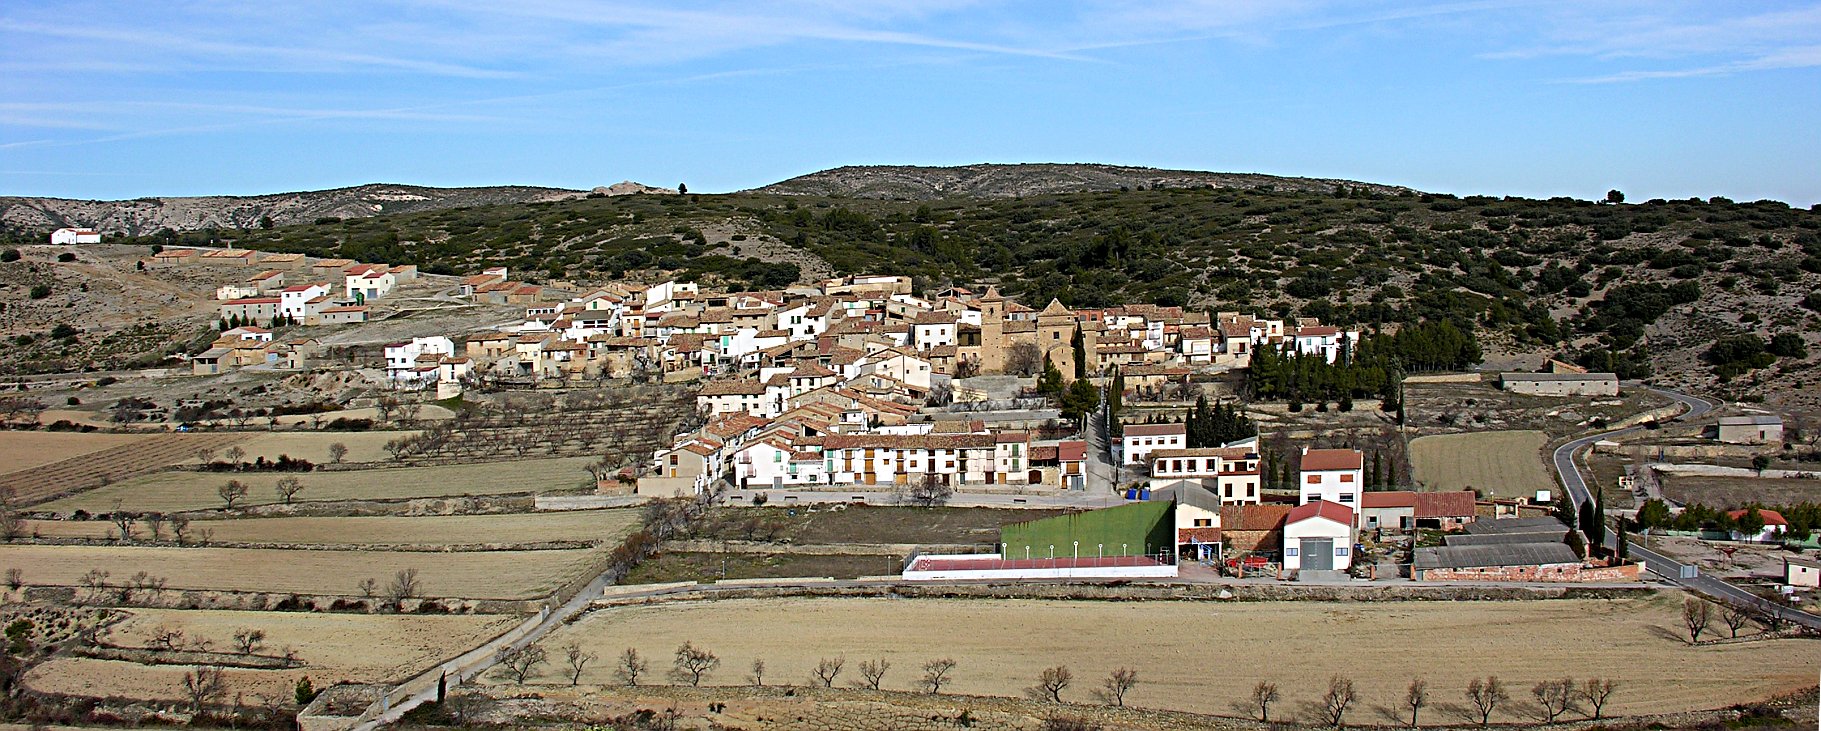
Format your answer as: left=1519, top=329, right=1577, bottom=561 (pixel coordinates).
left=1036, top=298, right=1077, bottom=378
left=979, top=286, right=1007, bottom=374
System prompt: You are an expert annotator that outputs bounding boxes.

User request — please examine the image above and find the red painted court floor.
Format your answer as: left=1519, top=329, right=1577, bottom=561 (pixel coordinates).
left=908, top=555, right=1170, bottom=572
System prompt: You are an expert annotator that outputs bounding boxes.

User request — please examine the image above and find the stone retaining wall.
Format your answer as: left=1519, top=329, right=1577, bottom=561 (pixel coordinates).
left=1418, top=561, right=1642, bottom=583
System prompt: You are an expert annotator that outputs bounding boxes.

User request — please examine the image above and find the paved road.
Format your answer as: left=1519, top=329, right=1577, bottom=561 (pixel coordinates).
left=1551, top=387, right=1821, bottom=630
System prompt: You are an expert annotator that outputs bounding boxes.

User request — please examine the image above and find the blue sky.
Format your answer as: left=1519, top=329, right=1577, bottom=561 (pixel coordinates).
left=3, top=1, right=1819, bottom=204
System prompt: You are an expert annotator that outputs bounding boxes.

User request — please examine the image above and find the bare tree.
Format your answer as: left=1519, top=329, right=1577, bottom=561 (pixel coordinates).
left=908, top=472, right=954, bottom=507
left=194, top=447, right=218, bottom=465
left=562, top=643, right=596, bottom=685
left=671, top=641, right=719, bottom=686
left=1093, top=667, right=1138, bottom=707
left=143, top=513, right=167, bottom=541
left=274, top=477, right=305, bottom=505
left=1007, top=342, right=1043, bottom=376
left=1250, top=681, right=1280, bottom=723
left=387, top=569, right=420, bottom=602
left=183, top=665, right=228, bottom=714
left=1722, top=605, right=1752, bottom=638
left=224, top=446, right=246, bottom=465
left=232, top=628, right=266, bottom=655
left=0, top=487, right=24, bottom=542
left=856, top=658, right=890, bottom=690
left=1321, top=675, right=1357, bottom=727
left=496, top=645, right=548, bottom=684
left=111, top=510, right=136, bottom=542
left=1465, top=676, right=1507, bottom=726
left=5, top=567, right=21, bottom=590
left=328, top=442, right=348, bottom=464
left=218, top=480, right=248, bottom=509
left=78, top=568, right=110, bottom=601
left=1532, top=677, right=1577, bottom=722
left=357, top=578, right=378, bottom=598
left=812, top=656, right=846, bottom=688
left=1579, top=678, right=1618, bottom=720
left=1026, top=665, right=1072, bottom=703
left=614, top=647, right=648, bottom=686
left=747, top=658, right=766, bottom=686
left=1682, top=597, right=1712, bottom=643
left=920, top=658, right=956, bottom=694
left=1404, top=678, right=1428, bottom=727
left=169, top=514, right=190, bottom=544
left=149, top=624, right=186, bottom=651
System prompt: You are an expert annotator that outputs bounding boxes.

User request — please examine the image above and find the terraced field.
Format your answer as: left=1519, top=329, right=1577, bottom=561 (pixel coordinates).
left=22, top=509, right=639, bottom=546
left=2, top=433, right=248, bottom=505
left=0, top=544, right=604, bottom=600
left=35, top=456, right=597, bottom=513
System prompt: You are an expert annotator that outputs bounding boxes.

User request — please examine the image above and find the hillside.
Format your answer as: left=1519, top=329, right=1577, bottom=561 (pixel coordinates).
left=0, top=183, right=593, bottom=237
left=752, top=163, right=1415, bottom=200
left=4, top=169, right=1818, bottom=411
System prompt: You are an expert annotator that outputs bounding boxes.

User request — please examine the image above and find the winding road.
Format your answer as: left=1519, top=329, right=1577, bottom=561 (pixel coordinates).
left=1552, top=387, right=1821, bottom=630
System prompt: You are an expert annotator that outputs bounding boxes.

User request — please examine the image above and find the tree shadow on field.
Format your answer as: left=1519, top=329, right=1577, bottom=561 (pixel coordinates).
left=1367, top=703, right=1405, bottom=725
left=1646, top=623, right=1691, bottom=644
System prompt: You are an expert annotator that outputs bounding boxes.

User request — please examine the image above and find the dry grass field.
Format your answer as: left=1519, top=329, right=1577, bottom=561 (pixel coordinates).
left=36, top=456, right=597, bottom=513
left=224, top=431, right=419, bottom=465
left=1660, top=474, right=1821, bottom=509
left=0, top=432, right=151, bottom=475
left=1410, top=429, right=1553, bottom=497
left=0, top=544, right=603, bottom=600
left=22, top=609, right=514, bottom=702
left=20, top=509, right=639, bottom=546
left=531, top=595, right=1819, bottom=719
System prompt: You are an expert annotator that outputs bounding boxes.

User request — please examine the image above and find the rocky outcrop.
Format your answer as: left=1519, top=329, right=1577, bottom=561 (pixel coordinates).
left=0, top=183, right=587, bottom=236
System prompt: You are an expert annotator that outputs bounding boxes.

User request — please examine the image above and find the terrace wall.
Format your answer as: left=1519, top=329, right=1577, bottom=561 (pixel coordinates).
left=1417, top=561, right=1642, bottom=583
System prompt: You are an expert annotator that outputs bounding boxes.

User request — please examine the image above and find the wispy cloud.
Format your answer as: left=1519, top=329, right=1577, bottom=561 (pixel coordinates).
left=1475, top=3, right=1821, bottom=82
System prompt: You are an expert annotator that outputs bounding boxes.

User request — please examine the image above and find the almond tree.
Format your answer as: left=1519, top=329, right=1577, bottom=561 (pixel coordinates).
left=1094, top=667, right=1138, bottom=707
left=1532, top=677, right=1576, bottom=722
left=562, top=643, right=596, bottom=685
left=1250, top=681, right=1280, bottom=723
left=1026, top=665, right=1072, bottom=703
left=1404, top=678, right=1428, bottom=727
left=856, top=658, right=890, bottom=690
left=919, top=658, right=956, bottom=694
left=1466, top=676, right=1507, bottom=726
left=614, top=647, right=647, bottom=686
left=1682, top=598, right=1712, bottom=643
left=812, top=656, right=845, bottom=687
left=218, top=480, right=248, bottom=509
left=183, top=665, right=228, bottom=714
left=1321, top=675, right=1357, bottom=727
left=275, top=477, right=305, bottom=504
left=1580, top=678, right=1618, bottom=719
left=670, top=641, right=719, bottom=686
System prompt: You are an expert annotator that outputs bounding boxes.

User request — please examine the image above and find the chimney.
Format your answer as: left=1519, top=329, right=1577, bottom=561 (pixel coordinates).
left=1301, top=446, right=1309, bottom=456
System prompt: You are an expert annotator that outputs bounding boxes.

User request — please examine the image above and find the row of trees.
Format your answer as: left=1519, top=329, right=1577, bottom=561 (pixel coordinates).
left=1247, top=321, right=1480, bottom=405
left=1634, top=499, right=1819, bottom=541
left=1245, top=674, right=1617, bottom=727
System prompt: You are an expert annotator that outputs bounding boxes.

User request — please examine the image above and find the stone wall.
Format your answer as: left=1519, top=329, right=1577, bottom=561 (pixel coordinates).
left=1419, top=561, right=1642, bottom=583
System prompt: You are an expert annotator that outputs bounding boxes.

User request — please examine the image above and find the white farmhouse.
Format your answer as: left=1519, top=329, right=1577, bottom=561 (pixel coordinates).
left=1298, top=447, right=1364, bottom=507
left=50, top=228, right=101, bottom=245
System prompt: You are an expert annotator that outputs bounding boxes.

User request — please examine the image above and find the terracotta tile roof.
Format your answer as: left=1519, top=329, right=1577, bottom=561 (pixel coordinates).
left=1122, top=423, right=1185, bottom=437
left=1361, top=491, right=1418, bottom=509
left=1417, top=491, right=1477, bottom=518
left=914, top=311, right=958, bottom=325
left=823, top=433, right=997, bottom=450
left=1221, top=504, right=1291, bottom=532
left=699, top=379, right=767, bottom=396
left=1729, top=508, right=1789, bottom=525
left=1288, top=500, right=1354, bottom=526
left=1057, top=440, right=1087, bottom=462
left=1300, top=448, right=1363, bottom=472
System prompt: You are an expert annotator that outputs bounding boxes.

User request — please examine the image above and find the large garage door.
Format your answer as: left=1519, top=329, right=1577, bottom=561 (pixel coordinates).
left=1302, top=539, right=1333, bottom=571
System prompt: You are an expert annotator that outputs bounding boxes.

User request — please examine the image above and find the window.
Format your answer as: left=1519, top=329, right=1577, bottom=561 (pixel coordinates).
left=1306, top=475, right=1320, bottom=484
left=1193, top=518, right=1212, bottom=527
left=1336, top=546, right=1349, bottom=557
left=1339, top=474, right=1355, bottom=483
left=1339, top=493, right=1354, bottom=503
left=1285, top=547, right=1299, bottom=557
